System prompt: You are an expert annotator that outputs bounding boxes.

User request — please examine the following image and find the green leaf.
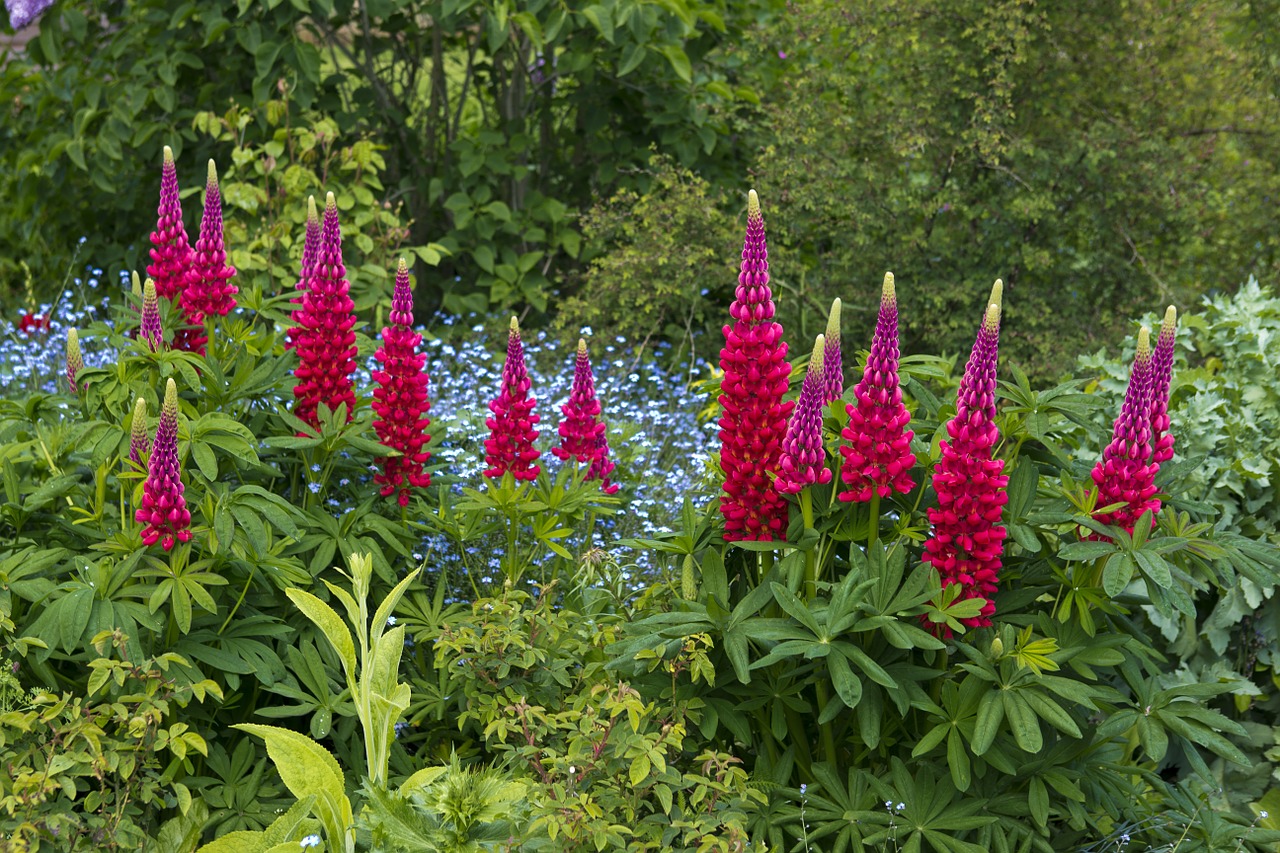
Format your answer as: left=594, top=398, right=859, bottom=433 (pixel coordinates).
left=286, top=588, right=357, bottom=685
left=972, top=690, right=1004, bottom=755
left=827, top=651, right=863, bottom=709
left=1102, top=553, right=1135, bottom=597
left=1002, top=692, right=1043, bottom=753
left=1058, top=540, right=1117, bottom=561
left=581, top=5, right=614, bottom=42
left=659, top=45, right=692, bottom=83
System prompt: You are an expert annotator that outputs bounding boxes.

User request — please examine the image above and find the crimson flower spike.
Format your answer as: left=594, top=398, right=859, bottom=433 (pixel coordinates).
left=140, top=278, right=163, bottom=352
left=372, top=259, right=433, bottom=507
left=776, top=334, right=834, bottom=495
left=554, top=338, right=619, bottom=494
left=129, top=396, right=150, bottom=468
left=483, top=317, right=542, bottom=481
left=1089, top=326, right=1161, bottom=539
left=718, top=189, right=794, bottom=541
left=292, top=192, right=359, bottom=429
left=839, top=273, right=916, bottom=502
left=822, top=298, right=843, bottom=405
left=184, top=160, right=237, bottom=318
left=147, top=145, right=194, bottom=301
left=1149, top=306, right=1178, bottom=468
left=66, top=328, right=84, bottom=393
left=136, top=378, right=192, bottom=552
left=287, top=195, right=322, bottom=351
left=923, top=281, right=1008, bottom=633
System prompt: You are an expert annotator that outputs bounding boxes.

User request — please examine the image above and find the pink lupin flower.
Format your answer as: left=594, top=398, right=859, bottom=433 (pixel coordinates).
left=129, top=396, right=150, bottom=468
left=822, top=298, right=843, bottom=405
left=66, top=328, right=84, bottom=393
left=923, top=282, right=1008, bottom=632
left=140, top=278, right=163, bottom=352
left=839, top=273, right=916, bottom=502
left=718, top=190, right=794, bottom=541
left=554, top=338, right=619, bottom=494
left=292, top=192, right=359, bottom=430
left=372, top=259, right=432, bottom=507
left=286, top=195, right=322, bottom=351
left=484, top=316, right=542, bottom=482
left=147, top=145, right=194, bottom=301
left=184, top=160, right=237, bottom=318
left=1090, top=326, right=1161, bottom=538
left=776, top=335, right=834, bottom=495
left=1149, top=306, right=1177, bottom=468
left=135, top=378, right=192, bottom=552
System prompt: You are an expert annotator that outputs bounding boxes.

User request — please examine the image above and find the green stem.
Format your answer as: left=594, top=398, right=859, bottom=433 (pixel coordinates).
left=801, top=488, right=816, bottom=601
left=867, top=492, right=880, bottom=551
left=814, top=679, right=838, bottom=765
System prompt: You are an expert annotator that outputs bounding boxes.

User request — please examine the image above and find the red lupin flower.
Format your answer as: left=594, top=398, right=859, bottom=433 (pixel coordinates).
left=484, top=317, right=542, bottom=482
left=17, top=313, right=50, bottom=335
left=286, top=196, right=322, bottom=351
left=140, top=278, right=163, bottom=352
left=1090, top=326, right=1161, bottom=538
left=135, top=378, right=192, bottom=552
left=372, top=259, right=432, bottom=507
left=292, top=192, right=359, bottom=430
left=1149, top=306, right=1177, bottom=468
left=839, top=273, right=916, bottom=502
left=554, top=338, right=619, bottom=494
left=147, top=145, right=194, bottom=301
left=129, top=396, right=150, bottom=468
left=718, top=190, right=794, bottom=541
left=822, top=298, right=843, bottom=405
left=923, top=281, right=1008, bottom=632
left=776, top=334, right=834, bottom=495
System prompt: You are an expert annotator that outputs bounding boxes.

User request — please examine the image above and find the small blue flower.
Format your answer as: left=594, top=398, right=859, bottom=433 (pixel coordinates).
left=300, top=835, right=321, bottom=849
left=308, top=482, right=322, bottom=494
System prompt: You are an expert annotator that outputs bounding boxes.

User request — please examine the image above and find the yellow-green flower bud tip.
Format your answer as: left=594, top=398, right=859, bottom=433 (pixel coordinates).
left=397, top=257, right=409, bottom=276
left=163, top=377, right=179, bottom=415
left=509, top=315, right=519, bottom=335
left=577, top=337, right=587, bottom=355
left=810, top=334, right=826, bottom=374
left=307, top=194, right=319, bottom=224
left=990, top=636, right=1004, bottom=658
left=1163, top=305, right=1177, bottom=331
left=143, top=278, right=156, bottom=300
left=989, top=278, right=1003, bottom=309
left=134, top=396, right=147, bottom=421
left=131, top=271, right=142, bottom=298
left=206, top=159, right=218, bottom=188
left=826, top=298, right=841, bottom=337
left=67, top=328, right=80, bottom=357
left=325, top=191, right=337, bottom=213
left=983, top=302, right=1001, bottom=333
left=882, top=272, right=896, bottom=302
left=747, top=189, right=761, bottom=219
left=1137, top=325, right=1151, bottom=359
left=163, top=145, right=174, bottom=165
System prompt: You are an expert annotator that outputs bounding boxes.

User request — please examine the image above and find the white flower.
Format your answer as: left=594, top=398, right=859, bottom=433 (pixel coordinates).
left=300, top=835, right=321, bottom=849
left=386, top=616, right=397, bottom=626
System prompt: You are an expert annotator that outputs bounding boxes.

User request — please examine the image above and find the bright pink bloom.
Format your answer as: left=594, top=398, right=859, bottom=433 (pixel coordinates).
left=776, top=335, right=834, bottom=495
left=554, top=338, right=619, bottom=494
left=286, top=196, right=322, bottom=351
left=292, top=192, right=359, bottom=430
left=183, top=160, right=237, bottom=319
left=484, top=317, right=541, bottom=481
left=839, top=273, right=916, bottom=502
left=372, top=260, right=432, bottom=507
left=147, top=146, right=194, bottom=301
left=140, top=278, right=163, bottom=351
left=923, top=283, right=1008, bottom=632
left=822, top=298, right=843, bottom=405
left=66, top=329, right=84, bottom=393
left=718, top=190, right=794, bottom=541
left=1149, top=306, right=1177, bottom=467
left=135, top=379, right=192, bottom=552
left=1090, top=326, right=1161, bottom=538
left=129, top=396, right=150, bottom=468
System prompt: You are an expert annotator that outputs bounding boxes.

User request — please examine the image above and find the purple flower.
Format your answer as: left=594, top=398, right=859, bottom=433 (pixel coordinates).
left=1149, top=306, right=1177, bottom=467
left=822, top=298, right=843, bottom=404
left=776, top=335, right=833, bottom=495
left=140, top=278, right=163, bottom=352
left=5, top=0, right=55, bottom=31
left=136, top=379, right=193, bottom=551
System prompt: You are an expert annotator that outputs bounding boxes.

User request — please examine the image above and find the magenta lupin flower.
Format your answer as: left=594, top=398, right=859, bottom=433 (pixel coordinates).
left=66, top=328, right=84, bottom=393
left=147, top=146, right=194, bottom=301
left=776, top=335, right=834, bottom=495
left=923, top=282, right=1008, bottom=632
left=554, top=338, right=619, bottom=494
left=140, top=278, right=163, bottom=352
left=292, top=192, right=359, bottom=429
left=839, top=273, right=916, bottom=502
left=718, top=190, right=794, bottom=541
left=372, top=260, right=432, bottom=507
left=484, top=317, right=542, bottom=481
left=287, top=196, right=322, bottom=351
left=1149, top=306, right=1178, bottom=467
left=184, top=160, right=237, bottom=319
left=129, top=396, right=150, bottom=468
left=822, top=298, right=843, bottom=405
left=1090, top=326, right=1161, bottom=538
left=135, top=379, right=192, bottom=552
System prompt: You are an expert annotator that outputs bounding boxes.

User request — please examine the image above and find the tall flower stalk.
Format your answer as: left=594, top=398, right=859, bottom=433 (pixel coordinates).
left=147, top=145, right=193, bottom=301
left=777, top=335, right=833, bottom=497
left=718, top=190, right=793, bottom=541
left=66, top=329, right=84, bottom=393
left=136, top=378, right=192, bottom=552
left=1090, top=326, right=1161, bottom=538
left=822, top=298, right=843, bottom=405
left=140, top=278, right=163, bottom=352
left=483, top=317, right=542, bottom=482
left=554, top=338, right=619, bottom=494
left=287, top=195, right=322, bottom=351
left=177, top=160, right=237, bottom=356
left=1149, top=306, right=1178, bottom=468
left=292, top=192, right=359, bottom=430
left=129, top=396, right=150, bottom=468
left=372, top=260, right=432, bottom=507
left=923, top=281, right=1008, bottom=632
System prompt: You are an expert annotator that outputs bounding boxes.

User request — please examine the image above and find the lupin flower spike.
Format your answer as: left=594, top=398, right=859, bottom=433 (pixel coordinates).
left=1090, top=326, right=1161, bottom=538
left=147, top=145, right=194, bottom=301
left=136, top=378, right=192, bottom=552
left=182, top=160, right=237, bottom=319
left=718, top=189, right=794, bottom=540
left=1150, top=306, right=1177, bottom=467
left=483, top=316, right=542, bottom=481
left=372, top=259, right=432, bottom=507
left=66, top=328, right=84, bottom=393
left=822, top=298, right=843, bottom=404
left=129, top=396, right=150, bottom=468
left=839, top=273, right=916, bottom=502
left=287, top=195, right=322, bottom=350
left=140, top=278, right=163, bottom=352
left=776, top=335, right=834, bottom=494
left=131, top=270, right=143, bottom=299
left=292, top=192, right=359, bottom=429
left=923, top=281, right=1008, bottom=633
left=554, top=338, right=619, bottom=494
